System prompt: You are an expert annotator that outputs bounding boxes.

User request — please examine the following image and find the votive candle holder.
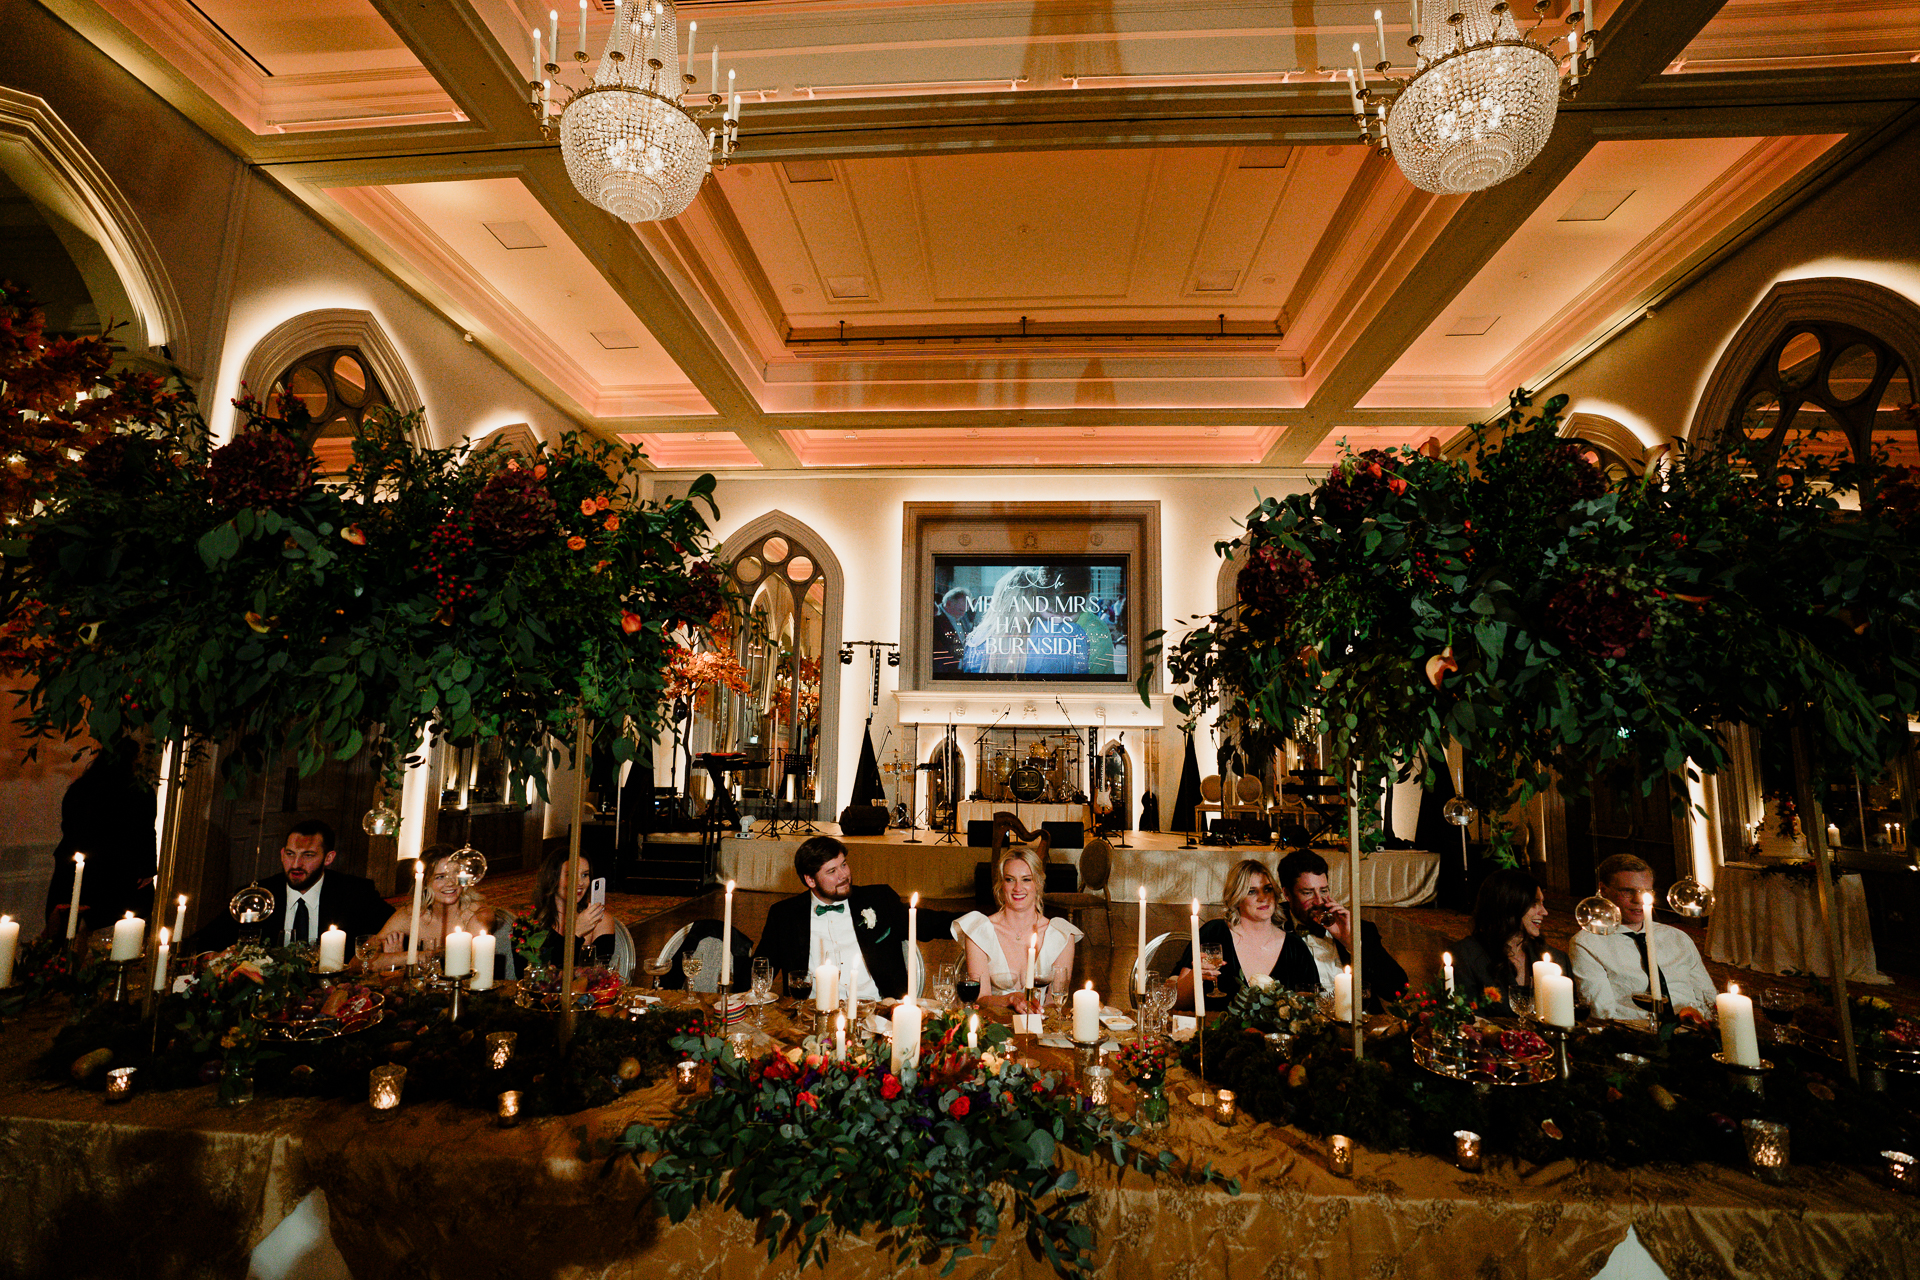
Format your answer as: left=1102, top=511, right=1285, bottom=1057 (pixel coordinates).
left=1081, top=1065, right=1112, bottom=1109
left=674, top=1060, right=700, bottom=1094
left=1329, top=1134, right=1354, bottom=1178
left=369, top=1064, right=407, bottom=1111
left=1454, top=1129, right=1483, bottom=1172
left=1883, top=1150, right=1914, bottom=1192
left=486, top=1031, right=517, bottom=1070
left=105, top=1066, right=136, bottom=1103
left=497, top=1090, right=522, bottom=1127
left=1212, top=1088, right=1237, bottom=1127
left=1742, top=1119, right=1789, bottom=1184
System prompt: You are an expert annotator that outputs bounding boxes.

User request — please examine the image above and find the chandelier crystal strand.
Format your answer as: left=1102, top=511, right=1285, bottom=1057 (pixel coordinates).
left=558, top=0, right=717, bottom=224
left=1371, top=1, right=1579, bottom=196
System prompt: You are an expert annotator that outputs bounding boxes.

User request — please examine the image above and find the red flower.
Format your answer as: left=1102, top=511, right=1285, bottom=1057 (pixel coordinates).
left=567, top=535, right=587, bottom=551
left=580, top=498, right=598, bottom=516
left=948, top=1096, right=971, bottom=1118
left=797, top=1091, right=818, bottom=1109
left=880, top=1074, right=902, bottom=1101
left=620, top=611, right=643, bottom=634
left=603, top=514, right=620, bottom=532
left=340, top=525, right=366, bottom=545
left=595, top=495, right=612, bottom=511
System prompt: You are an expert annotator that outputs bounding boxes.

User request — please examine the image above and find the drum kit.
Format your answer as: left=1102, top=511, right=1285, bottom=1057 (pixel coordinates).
left=984, top=734, right=1080, bottom=804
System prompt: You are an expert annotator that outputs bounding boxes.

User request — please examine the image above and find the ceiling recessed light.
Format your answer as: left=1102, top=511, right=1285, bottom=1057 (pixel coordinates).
left=591, top=329, right=639, bottom=349
left=1558, top=189, right=1634, bottom=222
left=825, top=276, right=870, bottom=299
left=1445, top=315, right=1499, bottom=337
left=483, top=220, right=545, bottom=249
left=844, top=432, right=858, bottom=439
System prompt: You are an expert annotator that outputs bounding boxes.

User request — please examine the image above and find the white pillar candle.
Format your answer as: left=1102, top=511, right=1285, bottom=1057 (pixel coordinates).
left=1827, top=822, right=1842, bottom=848
left=1531, top=952, right=1561, bottom=994
left=1640, top=894, right=1663, bottom=1002
left=1137, top=886, right=1149, bottom=993
left=110, top=912, right=144, bottom=962
left=317, top=925, right=347, bottom=973
left=1333, top=964, right=1353, bottom=1023
left=470, top=932, right=496, bottom=991
left=815, top=959, right=840, bottom=1012
left=721, top=880, right=735, bottom=985
left=1442, top=950, right=1454, bottom=997
left=406, top=860, right=424, bottom=967
left=1538, top=968, right=1576, bottom=1027
left=0, top=915, right=16, bottom=988
left=1073, top=981, right=1101, bottom=1043
left=834, top=1011, right=846, bottom=1063
left=967, top=1012, right=979, bottom=1053
left=172, top=894, right=188, bottom=947
left=150, top=927, right=170, bottom=992
left=1190, top=900, right=1205, bottom=1020
left=891, top=995, right=923, bottom=1074
left=444, top=926, right=472, bottom=978
left=65, top=854, right=85, bottom=940
left=1717, top=982, right=1760, bottom=1067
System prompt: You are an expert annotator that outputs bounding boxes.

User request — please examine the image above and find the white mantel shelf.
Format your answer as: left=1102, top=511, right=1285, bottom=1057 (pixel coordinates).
left=893, top=691, right=1169, bottom=728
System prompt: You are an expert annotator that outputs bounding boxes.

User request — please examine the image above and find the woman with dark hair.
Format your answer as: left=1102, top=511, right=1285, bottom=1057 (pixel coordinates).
left=1451, top=867, right=1550, bottom=1001
left=518, top=848, right=634, bottom=978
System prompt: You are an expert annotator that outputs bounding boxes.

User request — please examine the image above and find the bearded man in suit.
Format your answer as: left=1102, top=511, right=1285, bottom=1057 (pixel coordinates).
left=191, top=819, right=393, bottom=952
left=753, top=835, right=956, bottom=999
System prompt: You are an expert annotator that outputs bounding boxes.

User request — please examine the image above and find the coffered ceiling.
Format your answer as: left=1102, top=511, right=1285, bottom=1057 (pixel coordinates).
left=41, top=0, right=1920, bottom=470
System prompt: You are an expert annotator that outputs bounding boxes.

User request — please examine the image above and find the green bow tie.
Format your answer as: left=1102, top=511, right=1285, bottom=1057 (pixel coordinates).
left=815, top=903, right=845, bottom=917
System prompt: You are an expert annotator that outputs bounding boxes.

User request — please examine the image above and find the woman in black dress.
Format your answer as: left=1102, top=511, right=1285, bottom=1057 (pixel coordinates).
left=1450, top=867, right=1549, bottom=1004
left=1174, top=858, right=1288, bottom=1007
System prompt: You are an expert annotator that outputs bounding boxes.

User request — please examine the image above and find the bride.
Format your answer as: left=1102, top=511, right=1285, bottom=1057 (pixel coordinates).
left=953, top=846, right=1081, bottom=1012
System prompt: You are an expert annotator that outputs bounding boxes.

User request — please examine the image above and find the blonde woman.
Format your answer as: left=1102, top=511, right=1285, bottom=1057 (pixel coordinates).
left=1174, top=859, right=1287, bottom=1008
left=371, top=845, right=498, bottom=970
left=952, top=846, right=1082, bottom=1012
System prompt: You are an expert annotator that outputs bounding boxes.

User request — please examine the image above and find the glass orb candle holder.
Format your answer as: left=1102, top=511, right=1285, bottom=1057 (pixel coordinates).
left=228, top=883, right=275, bottom=926
left=1575, top=895, right=1623, bottom=936
left=1742, top=1119, right=1789, bottom=1185
left=1442, top=797, right=1476, bottom=827
left=449, top=846, right=488, bottom=887
left=487, top=1031, right=517, bottom=1070
left=1454, top=1129, right=1484, bottom=1172
left=1329, top=1134, right=1354, bottom=1178
left=361, top=803, right=401, bottom=837
left=1667, top=877, right=1715, bottom=918
left=369, top=1064, right=407, bottom=1111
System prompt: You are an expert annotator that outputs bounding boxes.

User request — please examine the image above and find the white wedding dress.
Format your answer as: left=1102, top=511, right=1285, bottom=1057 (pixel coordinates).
left=952, top=911, right=1083, bottom=993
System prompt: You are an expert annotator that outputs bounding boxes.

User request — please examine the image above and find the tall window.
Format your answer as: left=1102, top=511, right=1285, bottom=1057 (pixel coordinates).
left=265, top=347, right=391, bottom=474
left=1731, top=322, right=1916, bottom=473
left=713, top=533, right=826, bottom=814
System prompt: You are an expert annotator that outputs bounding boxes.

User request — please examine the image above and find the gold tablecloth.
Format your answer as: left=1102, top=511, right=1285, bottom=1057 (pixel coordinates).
left=3, top=1000, right=1915, bottom=1280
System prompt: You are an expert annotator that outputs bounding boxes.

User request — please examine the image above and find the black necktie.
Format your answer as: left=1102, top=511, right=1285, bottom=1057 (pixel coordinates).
left=292, top=897, right=310, bottom=944
left=1629, top=929, right=1650, bottom=979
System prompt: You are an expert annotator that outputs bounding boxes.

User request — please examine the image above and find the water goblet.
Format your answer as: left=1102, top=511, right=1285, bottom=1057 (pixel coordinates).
left=751, top=957, right=774, bottom=1025
left=680, top=951, right=705, bottom=997
left=1508, top=986, right=1535, bottom=1019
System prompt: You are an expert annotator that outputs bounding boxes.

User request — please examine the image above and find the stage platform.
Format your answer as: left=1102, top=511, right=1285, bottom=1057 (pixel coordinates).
left=716, top=824, right=1440, bottom=907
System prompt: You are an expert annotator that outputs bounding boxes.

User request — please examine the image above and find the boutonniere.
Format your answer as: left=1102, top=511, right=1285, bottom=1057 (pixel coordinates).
left=860, top=907, right=877, bottom=931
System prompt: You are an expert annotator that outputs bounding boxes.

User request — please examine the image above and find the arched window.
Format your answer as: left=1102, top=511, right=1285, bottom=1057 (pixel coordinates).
left=264, top=347, right=392, bottom=474
left=1729, top=323, right=1915, bottom=472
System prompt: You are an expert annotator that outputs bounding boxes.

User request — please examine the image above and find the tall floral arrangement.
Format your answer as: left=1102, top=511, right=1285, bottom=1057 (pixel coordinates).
left=1143, top=390, right=1920, bottom=854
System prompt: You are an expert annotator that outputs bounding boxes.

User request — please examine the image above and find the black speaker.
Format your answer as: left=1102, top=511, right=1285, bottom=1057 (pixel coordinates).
left=967, top=819, right=996, bottom=848
left=1042, top=820, right=1085, bottom=850
left=838, top=804, right=889, bottom=837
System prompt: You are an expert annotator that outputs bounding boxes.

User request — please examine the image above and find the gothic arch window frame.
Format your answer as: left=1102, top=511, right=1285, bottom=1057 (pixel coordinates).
left=265, top=345, right=394, bottom=474
left=238, top=309, right=428, bottom=447
left=711, top=511, right=846, bottom=814
left=1560, top=413, right=1652, bottom=478
left=0, top=88, right=187, bottom=368
left=1688, top=277, right=1920, bottom=470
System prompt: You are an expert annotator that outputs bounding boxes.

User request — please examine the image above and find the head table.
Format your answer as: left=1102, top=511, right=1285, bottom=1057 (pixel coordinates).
left=0, top=990, right=1911, bottom=1280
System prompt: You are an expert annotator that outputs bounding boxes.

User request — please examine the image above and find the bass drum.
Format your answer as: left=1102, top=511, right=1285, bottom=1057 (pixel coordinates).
left=1008, top=767, right=1046, bottom=802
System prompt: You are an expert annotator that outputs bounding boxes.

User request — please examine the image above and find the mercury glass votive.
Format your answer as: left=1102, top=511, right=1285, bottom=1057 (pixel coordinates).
left=1742, top=1119, right=1789, bottom=1184
left=369, top=1064, right=407, bottom=1111
left=1212, top=1088, right=1237, bottom=1126
left=486, top=1031, right=517, bottom=1070
left=1081, top=1065, right=1113, bottom=1109
left=105, top=1066, right=136, bottom=1103
left=1454, top=1129, right=1484, bottom=1172
left=1884, top=1150, right=1915, bottom=1192
left=674, top=1060, right=699, bottom=1094
left=1329, top=1134, right=1354, bottom=1177
left=497, top=1090, right=522, bottom=1127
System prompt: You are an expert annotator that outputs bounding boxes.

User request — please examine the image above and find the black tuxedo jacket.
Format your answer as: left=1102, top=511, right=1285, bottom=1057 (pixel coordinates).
left=1273, top=918, right=1409, bottom=1006
left=190, top=869, right=394, bottom=952
left=753, top=884, right=956, bottom=999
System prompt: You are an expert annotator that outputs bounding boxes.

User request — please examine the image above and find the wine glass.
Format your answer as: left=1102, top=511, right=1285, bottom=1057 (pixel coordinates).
left=680, top=951, right=705, bottom=996
left=750, top=957, right=774, bottom=1026
left=787, top=968, right=813, bottom=1008
left=930, top=963, right=957, bottom=1013
left=1509, top=986, right=1535, bottom=1019
left=955, top=972, right=982, bottom=1007
left=1201, top=943, right=1226, bottom=1000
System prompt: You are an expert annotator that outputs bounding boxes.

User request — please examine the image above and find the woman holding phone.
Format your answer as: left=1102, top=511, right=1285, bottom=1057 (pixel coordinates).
left=526, top=849, right=636, bottom=978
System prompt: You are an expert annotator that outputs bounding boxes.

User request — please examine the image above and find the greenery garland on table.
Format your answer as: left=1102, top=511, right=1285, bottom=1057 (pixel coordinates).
left=1140, top=390, right=1920, bottom=856
left=615, top=1012, right=1239, bottom=1279
left=1188, top=981, right=1915, bottom=1171
left=1, top=289, right=729, bottom=788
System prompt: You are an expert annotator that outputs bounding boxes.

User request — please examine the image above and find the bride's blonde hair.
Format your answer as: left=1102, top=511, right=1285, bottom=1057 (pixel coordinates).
left=993, top=846, right=1048, bottom=914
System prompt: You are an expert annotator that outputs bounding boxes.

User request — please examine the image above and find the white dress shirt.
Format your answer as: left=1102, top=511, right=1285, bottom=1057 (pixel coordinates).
left=283, top=880, right=324, bottom=946
left=808, top=894, right=878, bottom=1001
left=1570, top=921, right=1718, bottom=1021
left=1302, top=934, right=1343, bottom=995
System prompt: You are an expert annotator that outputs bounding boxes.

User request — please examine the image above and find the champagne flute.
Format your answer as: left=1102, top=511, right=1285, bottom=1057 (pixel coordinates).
left=1201, top=943, right=1225, bottom=1000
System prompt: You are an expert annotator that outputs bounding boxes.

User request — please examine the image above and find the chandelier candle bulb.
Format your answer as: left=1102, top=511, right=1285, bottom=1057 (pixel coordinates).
left=548, top=10, right=559, bottom=66
left=1717, top=984, right=1761, bottom=1067
left=1073, top=981, right=1101, bottom=1043
left=1189, top=900, right=1205, bottom=1021
left=406, top=860, right=424, bottom=969
left=576, top=0, right=586, bottom=57
left=711, top=47, right=718, bottom=92
left=1136, top=886, right=1148, bottom=994
left=110, top=912, right=144, bottom=962
left=444, top=926, right=471, bottom=979
left=1375, top=10, right=1388, bottom=63
left=531, top=28, right=542, bottom=83
left=470, top=932, right=495, bottom=990
left=317, top=925, right=347, bottom=973
left=1442, top=951, right=1453, bottom=996
left=1333, top=964, right=1353, bottom=1024
left=66, top=854, right=84, bottom=940
left=686, top=19, right=694, bottom=73
left=0, top=915, right=17, bottom=988
left=720, top=880, right=734, bottom=986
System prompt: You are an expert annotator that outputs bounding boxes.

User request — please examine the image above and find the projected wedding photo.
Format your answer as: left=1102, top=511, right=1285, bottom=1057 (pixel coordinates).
left=929, top=556, right=1128, bottom=680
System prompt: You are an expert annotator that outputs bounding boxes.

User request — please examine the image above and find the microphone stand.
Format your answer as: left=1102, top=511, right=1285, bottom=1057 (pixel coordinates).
left=903, top=722, right=923, bottom=844
left=1055, top=698, right=1083, bottom=835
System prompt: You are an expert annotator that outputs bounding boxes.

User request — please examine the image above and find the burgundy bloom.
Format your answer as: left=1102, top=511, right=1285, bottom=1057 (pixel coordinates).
left=208, top=429, right=316, bottom=512
left=880, top=1073, right=902, bottom=1101
left=1544, top=572, right=1652, bottom=660
left=471, top=466, right=557, bottom=551
left=1320, top=449, right=1405, bottom=525
left=1237, top=541, right=1316, bottom=616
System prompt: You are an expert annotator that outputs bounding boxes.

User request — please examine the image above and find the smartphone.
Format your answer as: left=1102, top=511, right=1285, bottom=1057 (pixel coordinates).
left=589, top=877, right=607, bottom=906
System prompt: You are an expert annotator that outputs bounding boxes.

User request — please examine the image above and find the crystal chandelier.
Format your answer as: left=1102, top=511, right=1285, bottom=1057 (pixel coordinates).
left=1349, top=2, right=1597, bottom=195
left=529, top=0, right=739, bottom=224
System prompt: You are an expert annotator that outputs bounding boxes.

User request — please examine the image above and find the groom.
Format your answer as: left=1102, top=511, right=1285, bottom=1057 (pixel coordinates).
left=755, top=835, right=956, bottom=1000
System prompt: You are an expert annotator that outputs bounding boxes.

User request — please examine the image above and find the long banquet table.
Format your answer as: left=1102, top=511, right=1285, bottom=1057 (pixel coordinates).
left=3, top=997, right=1914, bottom=1280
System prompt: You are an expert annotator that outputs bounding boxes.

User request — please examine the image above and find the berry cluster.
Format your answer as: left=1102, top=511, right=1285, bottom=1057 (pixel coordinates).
left=427, top=518, right=477, bottom=617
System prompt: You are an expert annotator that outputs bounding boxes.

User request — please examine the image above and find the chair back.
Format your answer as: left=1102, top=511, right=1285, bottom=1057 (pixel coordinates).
left=905, top=941, right=924, bottom=998
left=656, top=920, right=750, bottom=991
left=1199, top=775, right=1222, bottom=803
left=1140, top=931, right=1182, bottom=985
left=1236, top=775, right=1263, bottom=804
left=491, top=915, right=518, bottom=981
left=1077, top=838, right=1112, bottom=891
left=655, top=923, right=692, bottom=968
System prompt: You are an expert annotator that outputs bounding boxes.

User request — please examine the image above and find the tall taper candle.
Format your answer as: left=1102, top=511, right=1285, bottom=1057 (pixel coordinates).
left=0, top=915, right=16, bottom=988
left=721, top=880, right=735, bottom=985
left=908, top=891, right=918, bottom=957
left=1189, top=899, right=1204, bottom=1020
left=1442, top=950, right=1454, bottom=997
left=66, top=854, right=85, bottom=940
left=406, top=859, right=424, bottom=968
left=1137, top=885, right=1148, bottom=993
left=1640, top=893, right=1662, bottom=1003
left=151, top=926, right=170, bottom=992
left=172, top=894, right=188, bottom=949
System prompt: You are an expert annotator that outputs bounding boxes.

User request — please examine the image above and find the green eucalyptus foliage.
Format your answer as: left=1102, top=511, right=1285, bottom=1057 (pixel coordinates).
left=1141, top=390, right=1920, bottom=859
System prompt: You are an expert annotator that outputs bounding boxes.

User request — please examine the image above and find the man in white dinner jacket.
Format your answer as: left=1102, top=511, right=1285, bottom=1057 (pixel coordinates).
left=1570, top=853, right=1717, bottom=1022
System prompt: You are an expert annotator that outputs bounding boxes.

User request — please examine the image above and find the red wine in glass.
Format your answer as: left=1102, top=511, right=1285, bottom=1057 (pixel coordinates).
left=956, top=978, right=982, bottom=1005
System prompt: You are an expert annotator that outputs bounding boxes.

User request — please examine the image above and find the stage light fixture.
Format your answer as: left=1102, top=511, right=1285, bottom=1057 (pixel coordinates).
left=886, top=650, right=900, bottom=667
left=839, top=646, right=854, bottom=665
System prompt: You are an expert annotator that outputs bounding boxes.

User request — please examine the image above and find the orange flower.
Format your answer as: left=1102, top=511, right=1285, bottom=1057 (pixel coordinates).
left=245, top=611, right=272, bottom=634
left=603, top=514, right=620, bottom=532
left=580, top=498, right=597, bottom=516
left=340, top=525, right=366, bottom=545
left=567, top=535, right=587, bottom=551
left=1423, top=646, right=1457, bottom=688
left=1483, top=986, right=1503, bottom=1004
left=594, top=560, right=610, bottom=573
left=797, top=1090, right=819, bottom=1109
left=620, top=611, right=643, bottom=634
left=532, top=463, right=547, bottom=480
left=595, top=495, right=611, bottom=511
